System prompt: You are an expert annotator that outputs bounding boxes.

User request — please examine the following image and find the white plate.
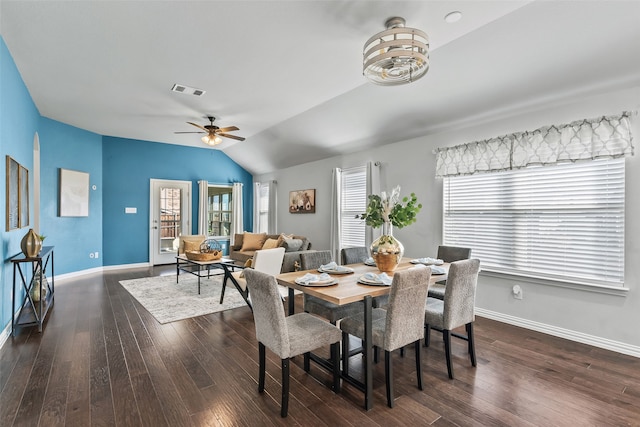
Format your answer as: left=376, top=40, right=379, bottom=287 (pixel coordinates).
left=318, top=267, right=354, bottom=275
left=295, top=278, right=338, bottom=287
left=410, top=258, right=444, bottom=266
left=357, top=275, right=391, bottom=286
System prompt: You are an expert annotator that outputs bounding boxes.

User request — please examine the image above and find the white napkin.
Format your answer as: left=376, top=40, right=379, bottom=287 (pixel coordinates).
left=362, top=272, right=392, bottom=285
left=364, top=257, right=376, bottom=265
left=412, top=257, right=444, bottom=265
left=320, top=262, right=352, bottom=272
left=297, top=272, right=331, bottom=284
left=430, top=265, right=446, bottom=275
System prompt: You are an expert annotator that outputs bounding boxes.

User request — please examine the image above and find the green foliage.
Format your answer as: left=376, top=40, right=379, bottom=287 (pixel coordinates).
left=357, top=191, right=422, bottom=229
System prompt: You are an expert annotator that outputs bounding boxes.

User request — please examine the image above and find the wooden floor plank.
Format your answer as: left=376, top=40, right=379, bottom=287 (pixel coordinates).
left=1, top=265, right=639, bottom=426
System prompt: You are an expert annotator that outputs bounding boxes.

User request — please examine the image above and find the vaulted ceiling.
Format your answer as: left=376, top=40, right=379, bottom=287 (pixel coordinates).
left=2, top=1, right=639, bottom=175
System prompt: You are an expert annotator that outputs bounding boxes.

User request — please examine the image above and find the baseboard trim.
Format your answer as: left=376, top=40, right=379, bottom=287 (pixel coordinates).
left=55, top=263, right=151, bottom=283
left=0, top=322, right=11, bottom=350
left=476, top=308, right=640, bottom=358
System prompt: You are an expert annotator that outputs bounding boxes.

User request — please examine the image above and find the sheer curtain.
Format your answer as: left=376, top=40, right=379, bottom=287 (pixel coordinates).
left=253, top=181, right=278, bottom=234
left=197, top=180, right=208, bottom=236
left=267, top=180, right=277, bottom=233
left=435, top=111, right=634, bottom=178
left=329, top=168, right=341, bottom=263
left=365, top=161, right=381, bottom=248
left=231, top=182, right=243, bottom=246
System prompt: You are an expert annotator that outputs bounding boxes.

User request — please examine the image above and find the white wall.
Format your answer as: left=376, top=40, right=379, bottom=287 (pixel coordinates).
left=256, top=86, right=640, bottom=356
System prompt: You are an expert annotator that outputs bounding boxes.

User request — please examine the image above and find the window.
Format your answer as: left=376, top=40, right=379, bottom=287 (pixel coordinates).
left=443, top=158, right=625, bottom=286
left=340, top=166, right=367, bottom=248
left=208, top=186, right=233, bottom=238
left=256, top=183, right=269, bottom=234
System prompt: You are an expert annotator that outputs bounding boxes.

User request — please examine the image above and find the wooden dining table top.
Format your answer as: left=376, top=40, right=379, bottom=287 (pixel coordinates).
left=276, top=258, right=449, bottom=306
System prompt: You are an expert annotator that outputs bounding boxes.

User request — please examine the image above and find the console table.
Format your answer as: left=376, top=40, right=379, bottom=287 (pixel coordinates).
left=11, top=246, right=55, bottom=336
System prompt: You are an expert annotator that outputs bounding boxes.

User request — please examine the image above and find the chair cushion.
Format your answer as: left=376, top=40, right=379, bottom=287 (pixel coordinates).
left=424, top=297, right=445, bottom=327
left=285, top=313, right=342, bottom=358
left=428, top=283, right=446, bottom=299
left=231, top=271, right=247, bottom=291
left=241, top=232, right=267, bottom=251
left=340, top=308, right=388, bottom=349
left=304, top=295, right=363, bottom=323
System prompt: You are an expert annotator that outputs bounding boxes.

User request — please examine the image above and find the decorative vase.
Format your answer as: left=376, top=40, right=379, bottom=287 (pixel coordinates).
left=370, top=222, right=404, bottom=274
left=21, top=228, right=42, bottom=258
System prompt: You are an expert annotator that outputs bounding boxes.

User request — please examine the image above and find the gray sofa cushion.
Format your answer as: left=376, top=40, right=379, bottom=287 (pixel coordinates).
left=283, top=238, right=304, bottom=252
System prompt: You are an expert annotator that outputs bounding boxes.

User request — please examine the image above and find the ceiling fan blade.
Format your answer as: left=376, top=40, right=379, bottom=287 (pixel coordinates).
left=218, top=133, right=245, bottom=141
left=217, top=126, right=239, bottom=133
left=174, top=131, right=205, bottom=134
left=187, top=121, right=209, bottom=132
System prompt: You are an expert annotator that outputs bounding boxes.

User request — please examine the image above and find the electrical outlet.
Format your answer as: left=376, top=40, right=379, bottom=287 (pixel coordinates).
left=89, top=252, right=95, bottom=259
left=512, top=284, right=523, bottom=300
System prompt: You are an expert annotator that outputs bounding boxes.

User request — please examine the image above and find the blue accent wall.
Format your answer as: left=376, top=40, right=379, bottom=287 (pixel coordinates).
left=38, top=118, right=103, bottom=274
left=0, top=37, right=41, bottom=333
left=102, top=136, right=253, bottom=266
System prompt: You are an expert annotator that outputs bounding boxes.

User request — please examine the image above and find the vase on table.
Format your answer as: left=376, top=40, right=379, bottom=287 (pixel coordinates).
left=21, top=228, right=42, bottom=258
left=370, top=222, right=404, bottom=274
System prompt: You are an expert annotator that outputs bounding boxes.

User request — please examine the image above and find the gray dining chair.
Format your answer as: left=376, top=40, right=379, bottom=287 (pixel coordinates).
left=300, top=251, right=363, bottom=324
left=244, top=269, right=342, bottom=418
left=424, top=258, right=481, bottom=379
left=428, top=245, right=473, bottom=300
left=340, top=266, right=432, bottom=408
left=340, top=246, right=369, bottom=265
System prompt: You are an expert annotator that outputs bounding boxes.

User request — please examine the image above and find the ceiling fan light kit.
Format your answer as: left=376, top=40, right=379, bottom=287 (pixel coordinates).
left=363, top=16, right=429, bottom=86
left=174, top=115, right=245, bottom=146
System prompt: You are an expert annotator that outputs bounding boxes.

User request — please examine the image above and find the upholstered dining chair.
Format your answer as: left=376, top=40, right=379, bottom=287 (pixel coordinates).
left=220, top=247, right=286, bottom=307
left=340, top=246, right=369, bottom=265
left=300, top=251, right=363, bottom=324
left=340, top=266, right=432, bottom=408
left=244, top=269, right=342, bottom=418
left=424, top=258, right=481, bottom=379
left=428, top=245, right=473, bottom=300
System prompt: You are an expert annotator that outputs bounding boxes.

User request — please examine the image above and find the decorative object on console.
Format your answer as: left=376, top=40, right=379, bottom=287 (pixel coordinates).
left=358, top=186, right=422, bottom=273
left=20, top=228, right=42, bottom=258
left=185, top=238, right=222, bottom=261
left=363, top=17, right=429, bottom=86
left=289, top=189, right=315, bottom=213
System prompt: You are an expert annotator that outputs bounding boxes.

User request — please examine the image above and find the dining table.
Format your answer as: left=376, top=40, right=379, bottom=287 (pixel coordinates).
left=276, top=258, right=449, bottom=410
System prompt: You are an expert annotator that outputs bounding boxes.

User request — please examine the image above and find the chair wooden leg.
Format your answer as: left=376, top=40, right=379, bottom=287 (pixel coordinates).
left=342, top=332, right=350, bottom=376
left=400, top=346, right=405, bottom=358
left=220, top=275, right=228, bottom=303
left=443, top=329, right=454, bottom=379
left=414, top=340, right=423, bottom=390
left=424, top=324, right=431, bottom=347
left=331, top=342, right=341, bottom=393
left=281, top=358, right=290, bottom=417
left=304, top=352, right=310, bottom=372
left=466, top=322, right=477, bottom=367
left=385, top=350, right=394, bottom=408
left=258, top=343, right=266, bottom=393
left=374, top=346, right=379, bottom=364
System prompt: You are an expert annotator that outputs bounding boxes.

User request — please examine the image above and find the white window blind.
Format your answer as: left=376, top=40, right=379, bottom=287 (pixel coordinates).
left=257, top=183, right=269, bottom=234
left=341, top=166, right=367, bottom=248
left=443, top=158, right=625, bottom=286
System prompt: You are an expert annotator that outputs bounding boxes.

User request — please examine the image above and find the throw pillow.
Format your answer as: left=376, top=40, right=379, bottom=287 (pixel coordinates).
left=183, top=239, right=202, bottom=253
left=277, top=233, right=294, bottom=247
left=241, top=232, right=266, bottom=251
left=283, top=238, right=304, bottom=252
left=239, top=259, right=253, bottom=278
left=262, top=238, right=279, bottom=249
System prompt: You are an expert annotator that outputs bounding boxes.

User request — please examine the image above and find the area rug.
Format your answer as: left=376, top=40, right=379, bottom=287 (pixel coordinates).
left=119, top=274, right=248, bottom=324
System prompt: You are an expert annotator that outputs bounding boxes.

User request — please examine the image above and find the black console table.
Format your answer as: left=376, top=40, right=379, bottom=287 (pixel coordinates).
left=11, top=246, right=55, bottom=336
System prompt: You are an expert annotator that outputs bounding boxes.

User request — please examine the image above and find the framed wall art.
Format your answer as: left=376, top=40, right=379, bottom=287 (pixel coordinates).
left=6, top=156, right=29, bottom=230
left=289, top=189, right=316, bottom=213
left=59, top=168, right=90, bottom=217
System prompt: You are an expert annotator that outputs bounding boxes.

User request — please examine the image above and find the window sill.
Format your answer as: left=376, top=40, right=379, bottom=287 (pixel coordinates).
left=479, top=268, right=629, bottom=297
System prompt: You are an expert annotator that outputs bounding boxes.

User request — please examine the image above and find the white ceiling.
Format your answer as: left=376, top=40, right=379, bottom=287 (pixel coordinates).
left=2, top=1, right=640, bottom=175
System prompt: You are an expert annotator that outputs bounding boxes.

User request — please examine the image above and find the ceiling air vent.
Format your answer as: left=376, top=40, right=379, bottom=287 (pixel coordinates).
left=171, top=83, right=206, bottom=97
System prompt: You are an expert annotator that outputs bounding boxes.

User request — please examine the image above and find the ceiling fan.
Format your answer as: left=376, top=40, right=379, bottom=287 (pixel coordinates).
left=175, top=116, right=245, bottom=146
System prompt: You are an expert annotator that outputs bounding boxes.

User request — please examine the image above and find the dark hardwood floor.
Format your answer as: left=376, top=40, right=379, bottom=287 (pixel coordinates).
left=1, top=265, right=639, bottom=426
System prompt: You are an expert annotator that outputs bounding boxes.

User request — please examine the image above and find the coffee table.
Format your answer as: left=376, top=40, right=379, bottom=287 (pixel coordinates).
left=175, top=256, right=244, bottom=295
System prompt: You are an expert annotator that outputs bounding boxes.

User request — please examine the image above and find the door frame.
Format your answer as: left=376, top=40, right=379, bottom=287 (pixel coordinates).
left=149, top=179, right=192, bottom=265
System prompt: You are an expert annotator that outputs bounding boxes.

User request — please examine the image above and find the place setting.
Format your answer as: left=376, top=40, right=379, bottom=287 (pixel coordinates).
left=295, top=272, right=338, bottom=287
left=317, top=261, right=355, bottom=275
left=411, top=257, right=447, bottom=274
left=357, top=271, right=392, bottom=286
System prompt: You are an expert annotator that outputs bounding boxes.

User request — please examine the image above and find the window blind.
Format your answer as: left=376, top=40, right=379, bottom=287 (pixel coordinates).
left=443, top=158, right=625, bottom=286
left=341, top=166, right=367, bottom=248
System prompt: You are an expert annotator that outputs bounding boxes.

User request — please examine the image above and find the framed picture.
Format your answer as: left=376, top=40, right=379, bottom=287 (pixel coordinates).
left=6, top=156, right=29, bottom=230
left=59, top=168, right=90, bottom=217
left=289, top=189, right=316, bottom=213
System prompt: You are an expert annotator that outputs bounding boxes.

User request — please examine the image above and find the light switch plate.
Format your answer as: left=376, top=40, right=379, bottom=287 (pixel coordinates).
left=125, top=207, right=137, bottom=214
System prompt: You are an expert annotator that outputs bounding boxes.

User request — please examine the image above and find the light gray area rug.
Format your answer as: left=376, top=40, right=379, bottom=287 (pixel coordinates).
left=119, top=274, right=247, bottom=324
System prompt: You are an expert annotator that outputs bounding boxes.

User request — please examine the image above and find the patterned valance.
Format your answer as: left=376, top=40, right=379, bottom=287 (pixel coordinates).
left=435, top=111, right=634, bottom=178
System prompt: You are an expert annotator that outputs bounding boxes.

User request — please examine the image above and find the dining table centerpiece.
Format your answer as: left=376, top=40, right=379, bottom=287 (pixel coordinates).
left=357, top=186, right=422, bottom=273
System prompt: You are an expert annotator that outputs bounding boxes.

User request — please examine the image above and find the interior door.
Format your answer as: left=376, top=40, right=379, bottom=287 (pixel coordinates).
left=150, top=179, right=192, bottom=265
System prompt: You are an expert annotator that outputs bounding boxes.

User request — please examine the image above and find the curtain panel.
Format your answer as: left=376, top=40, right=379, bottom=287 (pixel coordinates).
left=435, top=111, right=634, bottom=178
left=230, top=182, right=243, bottom=245
left=197, top=180, right=208, bottom=236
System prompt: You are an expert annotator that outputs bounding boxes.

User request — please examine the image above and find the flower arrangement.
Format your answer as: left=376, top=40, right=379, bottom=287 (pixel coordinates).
left=357, top=186, right=422, bottom=229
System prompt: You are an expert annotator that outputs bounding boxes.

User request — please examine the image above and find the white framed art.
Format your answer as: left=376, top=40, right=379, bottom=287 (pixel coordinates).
left=59, top=168, right=89, bottom=217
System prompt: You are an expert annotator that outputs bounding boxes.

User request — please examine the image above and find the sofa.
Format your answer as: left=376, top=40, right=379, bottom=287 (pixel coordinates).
left=229, top=232, right=316, bottom=273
